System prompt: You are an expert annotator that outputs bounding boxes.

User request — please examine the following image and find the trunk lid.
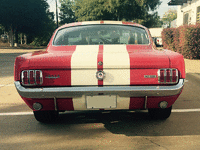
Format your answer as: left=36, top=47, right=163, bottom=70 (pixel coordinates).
left=27, top=45, right=170, bottom=86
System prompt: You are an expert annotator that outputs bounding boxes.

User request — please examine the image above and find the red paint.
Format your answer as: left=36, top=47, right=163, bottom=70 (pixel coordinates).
left=146, top=93, right=181, bottom=109
left=57, top=22, right=82, bottom=30
left=129, top=69, right=159, bottom=85
left=100, top=21, right=104, bottom=24
left=129, top=93, right=181, bottom=110
left=31, top=51, right=48, bottom=56
left=16, top=46, right=77, bottom=86
left=129, top=97, right=145, bottom=109
left=14, top=56, right=30, bottom=81
left=97, top=45, right=104, bottom=86
left=126, top=45, right=170, bottom=69
left=42, top=70, right=71, bottom=86
left=164, top=50, right=186, bottom=79
left=56, top=98, right=74, bottom=111
left=21, top=97, right=74, bottom=111
left=22, top=93, right=181, bottom=111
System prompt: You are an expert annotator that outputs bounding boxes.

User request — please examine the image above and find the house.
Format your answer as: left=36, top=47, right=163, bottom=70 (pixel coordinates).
left=168, top=0, right=200, bottom=27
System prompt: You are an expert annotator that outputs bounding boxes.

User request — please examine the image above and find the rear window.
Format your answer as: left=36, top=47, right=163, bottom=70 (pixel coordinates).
left=53, top=25, right=149, bottom=45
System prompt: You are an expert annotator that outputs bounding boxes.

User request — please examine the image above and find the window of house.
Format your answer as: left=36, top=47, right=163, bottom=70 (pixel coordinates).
left=197, top=6, right=200, bottom=23
left=183, top=10, right=192, bottom=25
left=183, top=12, right=189, bottom=25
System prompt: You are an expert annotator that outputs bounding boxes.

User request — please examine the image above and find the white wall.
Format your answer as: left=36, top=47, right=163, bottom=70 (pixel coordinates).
left=149, top=28, right=163, bottom=37
left=176, top=0, right=200, bottom=27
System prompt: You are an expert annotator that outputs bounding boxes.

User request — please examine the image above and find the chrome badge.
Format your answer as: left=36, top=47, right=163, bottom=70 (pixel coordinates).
left=96, top=70, right=105, bottom=80
left=144, top=75, right=157, bottom=78
left=45, top=75, right=60, bottom=79
left=98, top=61, right=103, bottom=66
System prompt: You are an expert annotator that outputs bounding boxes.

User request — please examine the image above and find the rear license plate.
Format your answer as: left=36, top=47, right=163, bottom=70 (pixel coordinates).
left=86, top=95, right=117, bottom=109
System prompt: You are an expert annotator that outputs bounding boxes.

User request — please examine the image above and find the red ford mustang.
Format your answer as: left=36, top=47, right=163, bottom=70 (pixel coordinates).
left=14, top=21, right=185, bottom=122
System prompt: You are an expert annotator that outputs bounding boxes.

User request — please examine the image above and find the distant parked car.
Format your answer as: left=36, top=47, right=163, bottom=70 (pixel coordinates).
left=155, top=37, right=163, bottom=47
left=14, top=21, right=185, bottom=123
left=1, top=34, right=8, bottom=40
left=149, top=28, right=163, bottom=47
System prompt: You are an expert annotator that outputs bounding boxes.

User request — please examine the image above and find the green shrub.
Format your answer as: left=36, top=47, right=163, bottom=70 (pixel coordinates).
left=162, top=24, right=200, bottom=59
left=161, top=28, right=176, bottom=51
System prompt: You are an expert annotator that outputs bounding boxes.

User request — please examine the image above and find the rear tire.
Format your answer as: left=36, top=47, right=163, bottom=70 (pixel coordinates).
left=148, top=106, right=172, bottom=120
left=33, top=111, right=58, bottom=123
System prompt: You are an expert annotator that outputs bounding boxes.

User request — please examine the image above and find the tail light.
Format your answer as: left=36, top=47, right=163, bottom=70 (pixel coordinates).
left=158, top=69, right=178, bottom=84
left=21, top=70, right=43, bottom=86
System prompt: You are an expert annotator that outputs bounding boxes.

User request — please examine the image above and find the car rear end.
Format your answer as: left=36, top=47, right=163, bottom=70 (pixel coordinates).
left=14, top=21, right=185, bottom=122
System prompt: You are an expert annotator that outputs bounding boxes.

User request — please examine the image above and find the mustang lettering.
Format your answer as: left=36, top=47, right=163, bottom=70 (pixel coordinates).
left=45, top=75, right=60, bottom=79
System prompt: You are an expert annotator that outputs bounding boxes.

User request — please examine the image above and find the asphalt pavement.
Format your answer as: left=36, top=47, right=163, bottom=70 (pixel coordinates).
left=0, top=49, right=200, bottom=150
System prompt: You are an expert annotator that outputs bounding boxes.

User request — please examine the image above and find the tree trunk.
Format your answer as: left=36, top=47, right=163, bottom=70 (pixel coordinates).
left=14, top=29, right=18, bottom=47
left=24, top=34, right=27, bottom=44
left=21, top=33, right=23, bottom=44
left=10, top=27, right=14, bottom=47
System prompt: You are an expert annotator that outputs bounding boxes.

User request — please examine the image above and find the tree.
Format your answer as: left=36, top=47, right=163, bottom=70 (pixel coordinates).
left=73, top=0, right=162, bottom=27
left=0, top=0, right=53, bottom=46
left=142, top=12, right=163, bottom=28
left=59, top=0, right=76, bottom=25
left=0, top=25, right=5, bottom=35
left=162, top=9, right=177, bottom=28
left=30, top=10, right=56, bottom=46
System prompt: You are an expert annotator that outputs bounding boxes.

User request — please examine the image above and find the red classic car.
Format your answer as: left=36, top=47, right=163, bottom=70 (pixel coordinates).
left=14, top=21, right=185, bottom=122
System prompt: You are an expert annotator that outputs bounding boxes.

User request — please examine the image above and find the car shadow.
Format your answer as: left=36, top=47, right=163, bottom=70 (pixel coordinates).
left=40, top=108, right=199, bottom=137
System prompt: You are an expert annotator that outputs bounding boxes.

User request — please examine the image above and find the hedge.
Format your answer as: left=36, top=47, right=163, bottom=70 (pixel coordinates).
left=161, top=24, right=200, bottom=59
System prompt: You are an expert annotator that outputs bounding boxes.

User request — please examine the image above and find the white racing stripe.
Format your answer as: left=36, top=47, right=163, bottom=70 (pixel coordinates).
left=103, top=45, right=130, bottom=109
left=103, top=45, right=130, bottom=85
left=71, top=45, right=99, bottom=110
left=1, top=109, right=200, bottom=116
left=82, top=21, right=101, bottom=25
left=103, top=21, right=123, bottom=24
left=71, top=45, right=99, bottom=86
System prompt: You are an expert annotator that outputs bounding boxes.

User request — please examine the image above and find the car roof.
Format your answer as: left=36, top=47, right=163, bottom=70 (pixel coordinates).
left=57, top=21, right=147, bottom=30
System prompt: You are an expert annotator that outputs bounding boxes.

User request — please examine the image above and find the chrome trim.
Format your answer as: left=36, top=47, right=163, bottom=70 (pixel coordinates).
left=144, top=96, right=147, bottom=109
left=164, top=69, right=167, bottom=83
left=175, top=69, right=179, bottom=83
left=21, top=70, right=43, bottom=86
left=39, top=70, right=43, bottom=85
left=170, top=69, right=172, bottom=82
left=45, top=75, right=60, bottom=79
left=28, top=70, right=30, bottom=85
left=158, top=68, right=179, bottom=84
left=157, top=70, right=160, bottom=83
left=54, top=97, right=57, bottom=111
left=15, top=79, right=184, bottom=99
left=21, top=71, right=25, bottom=85
left=98, top=61, right=103, bottom=66
left=34, top=71, right=37, bottom=84
left=96, top=70, right=105, bottom=80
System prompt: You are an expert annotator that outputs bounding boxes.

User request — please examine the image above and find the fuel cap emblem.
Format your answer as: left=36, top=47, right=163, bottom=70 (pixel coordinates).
left=96, top=70, right=105, bottom=80
left=98, top=61, right=103, bottom=66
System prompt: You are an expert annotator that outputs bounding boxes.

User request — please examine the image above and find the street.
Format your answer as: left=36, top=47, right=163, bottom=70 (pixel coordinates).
left=1, top=49, right=200, bottom=150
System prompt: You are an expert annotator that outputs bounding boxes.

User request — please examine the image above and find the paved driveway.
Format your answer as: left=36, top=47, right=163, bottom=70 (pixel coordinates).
left=0, top=49, right=200, bottom=150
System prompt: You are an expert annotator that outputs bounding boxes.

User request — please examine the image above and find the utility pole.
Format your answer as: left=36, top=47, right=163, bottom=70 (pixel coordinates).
left=56, top=0, right=59, bottom=28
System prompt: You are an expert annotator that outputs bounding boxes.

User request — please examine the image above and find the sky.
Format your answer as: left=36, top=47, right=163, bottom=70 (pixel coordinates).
left=47, top=0, right=177, bottom=19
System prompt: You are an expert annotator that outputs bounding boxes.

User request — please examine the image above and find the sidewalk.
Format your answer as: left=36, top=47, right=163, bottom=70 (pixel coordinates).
left=184, top=59, right=200, bottom=74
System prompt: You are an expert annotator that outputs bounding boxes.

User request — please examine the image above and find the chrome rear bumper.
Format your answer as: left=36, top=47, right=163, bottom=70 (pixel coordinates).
left=14, top=79, right=184, bottom=98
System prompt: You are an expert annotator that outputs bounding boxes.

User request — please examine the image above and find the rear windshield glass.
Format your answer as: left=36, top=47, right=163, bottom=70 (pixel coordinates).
left=53, top=25, right=149, bottom=45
